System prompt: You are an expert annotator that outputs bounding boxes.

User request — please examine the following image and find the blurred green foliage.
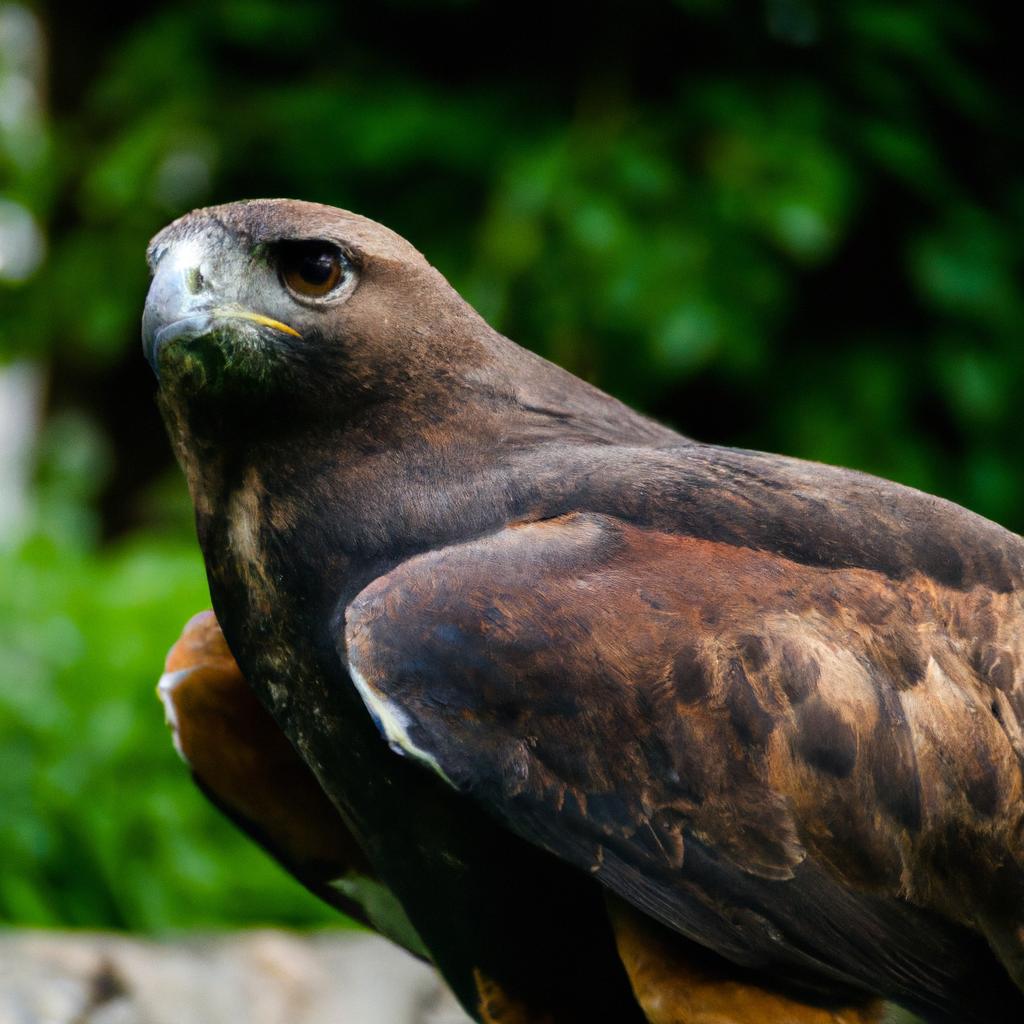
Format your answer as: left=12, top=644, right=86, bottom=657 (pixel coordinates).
left=0, top=411, right=336, bottom=928
left=0, top=0, right=1022, bottom=931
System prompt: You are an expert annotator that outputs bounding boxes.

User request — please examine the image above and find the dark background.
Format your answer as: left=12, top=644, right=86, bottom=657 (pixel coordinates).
left=1, top=0, right=1021, bottom=931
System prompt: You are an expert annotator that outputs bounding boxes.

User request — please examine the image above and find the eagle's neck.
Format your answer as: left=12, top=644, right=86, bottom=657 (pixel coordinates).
left=162, top=349, right=681, bottom=646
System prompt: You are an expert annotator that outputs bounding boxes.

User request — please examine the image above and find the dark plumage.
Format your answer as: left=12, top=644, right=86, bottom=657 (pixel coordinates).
left=145, top=199, right=1024, bottom=1024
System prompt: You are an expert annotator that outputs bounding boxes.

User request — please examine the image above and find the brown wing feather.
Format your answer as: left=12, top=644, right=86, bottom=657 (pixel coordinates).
left=344, top=512, right=1024, bottom=1022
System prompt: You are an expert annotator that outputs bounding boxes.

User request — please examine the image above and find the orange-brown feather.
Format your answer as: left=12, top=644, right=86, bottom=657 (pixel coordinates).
left=608, top=897, right=885, bottom=1024
left=473, top=968, right=558, bottom=1024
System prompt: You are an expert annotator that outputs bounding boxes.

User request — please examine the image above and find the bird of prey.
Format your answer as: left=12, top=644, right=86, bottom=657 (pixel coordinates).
left=144, top=199, right=1024, bottom=1024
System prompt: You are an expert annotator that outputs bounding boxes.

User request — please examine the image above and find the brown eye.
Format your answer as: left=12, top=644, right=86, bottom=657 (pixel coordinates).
left=278, top=241, right=346, bottom=298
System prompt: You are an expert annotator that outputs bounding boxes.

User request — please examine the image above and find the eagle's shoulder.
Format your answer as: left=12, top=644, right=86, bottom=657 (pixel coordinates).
left=579, top=441, right=1024, bottom=593
left=342, top=508, right=1024, bottom=1019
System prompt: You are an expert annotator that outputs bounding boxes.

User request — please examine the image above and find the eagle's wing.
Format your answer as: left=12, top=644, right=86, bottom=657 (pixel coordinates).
left=342, top=512, right=1024, bottom=1023
left=159, top=611, right=427, bottom=957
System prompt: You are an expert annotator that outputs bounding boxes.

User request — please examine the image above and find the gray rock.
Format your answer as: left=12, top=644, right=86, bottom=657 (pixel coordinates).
left=0, top=930, right=472, bottom=1024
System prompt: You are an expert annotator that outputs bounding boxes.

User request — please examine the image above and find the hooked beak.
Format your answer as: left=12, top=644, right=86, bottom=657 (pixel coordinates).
left=141, top=232, right=300, bottom=378
left=144, top=308, right=300, bottom=375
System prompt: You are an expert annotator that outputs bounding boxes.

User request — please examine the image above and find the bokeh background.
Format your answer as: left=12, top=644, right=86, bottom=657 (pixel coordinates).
left=1, top=0, right=1022, bottom=935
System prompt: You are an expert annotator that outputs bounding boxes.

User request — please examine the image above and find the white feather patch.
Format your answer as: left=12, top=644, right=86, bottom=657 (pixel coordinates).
left=156, top=669, right=191, bottom=762
left=348, top=665, right=453, bottom=786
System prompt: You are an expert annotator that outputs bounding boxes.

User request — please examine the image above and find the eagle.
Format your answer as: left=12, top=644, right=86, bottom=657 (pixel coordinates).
left=144, top=199, right=1024, bottom=1024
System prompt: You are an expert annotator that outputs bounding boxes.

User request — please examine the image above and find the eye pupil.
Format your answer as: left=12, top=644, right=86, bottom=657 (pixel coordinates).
left=300, top=252, right=335, bottom=285
left=279, top=241, right=346, bottom=298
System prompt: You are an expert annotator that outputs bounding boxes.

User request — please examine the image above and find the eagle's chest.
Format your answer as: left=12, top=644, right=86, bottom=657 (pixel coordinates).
left=201, top=474, right=328, bottom=775
left=206, top=470, right=399, bottom=795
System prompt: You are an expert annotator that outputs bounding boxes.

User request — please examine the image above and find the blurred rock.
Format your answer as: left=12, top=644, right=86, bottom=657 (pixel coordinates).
left=0, top=929, right=473, bottom=1024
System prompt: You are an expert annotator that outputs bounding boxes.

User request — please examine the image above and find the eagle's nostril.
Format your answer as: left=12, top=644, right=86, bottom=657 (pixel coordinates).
left=185, top=266, right=205, bottom=295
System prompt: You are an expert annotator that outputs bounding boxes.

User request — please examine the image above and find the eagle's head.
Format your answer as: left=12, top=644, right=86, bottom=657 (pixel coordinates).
left=143, top=198, right=663, bottom=528
left=142, top=199, right=490, bottom=416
